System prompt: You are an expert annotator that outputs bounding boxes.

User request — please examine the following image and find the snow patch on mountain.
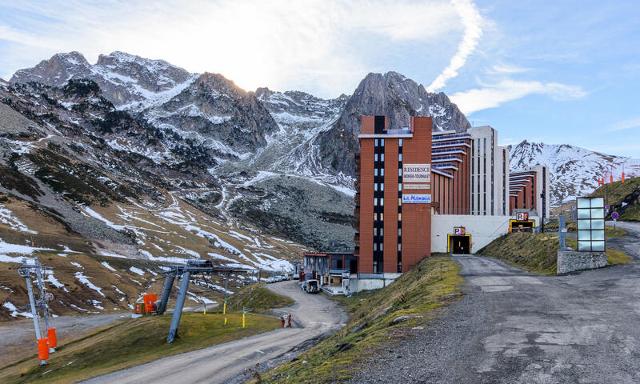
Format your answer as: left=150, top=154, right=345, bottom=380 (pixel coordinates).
left=510, top=141, right=640, bottom=205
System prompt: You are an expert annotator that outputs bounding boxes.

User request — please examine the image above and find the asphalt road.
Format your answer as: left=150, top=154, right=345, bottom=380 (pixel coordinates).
left=354, top=222, right=640, bottom=384
left=0, top=312, right=128, bottom=367
left=83, top=280, right=346, bottom=384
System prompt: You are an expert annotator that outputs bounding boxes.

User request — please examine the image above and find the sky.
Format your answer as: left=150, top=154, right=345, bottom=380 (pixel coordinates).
left=0, top=0, right=638, bottom=157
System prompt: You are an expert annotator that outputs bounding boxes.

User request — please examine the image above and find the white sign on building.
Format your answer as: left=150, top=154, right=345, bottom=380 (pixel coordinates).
left=402, top=194, right=432, bottom=204
left=403, top=164, right=431, bottom=183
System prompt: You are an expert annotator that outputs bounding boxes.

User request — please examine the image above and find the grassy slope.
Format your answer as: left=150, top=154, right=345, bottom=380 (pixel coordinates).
left=259, top=255, right=462, bottom=383
left=227, top=283, right=294, bottom=313
left=591, top=176, right=640, bottom=221
left=0, top=312, right=280, bottom=384
left=478, top=227, right=631, bottom=275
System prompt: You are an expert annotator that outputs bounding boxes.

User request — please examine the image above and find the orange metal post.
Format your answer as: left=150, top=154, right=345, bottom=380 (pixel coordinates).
left=38, top=338, right=49, bottom=361
left=47, top=328, right=57, bottom=349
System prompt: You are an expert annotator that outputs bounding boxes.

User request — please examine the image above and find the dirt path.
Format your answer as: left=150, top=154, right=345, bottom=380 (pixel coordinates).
left=354, top=226, right=640, bottom=383
left=82, top=280, right=346, bottom=384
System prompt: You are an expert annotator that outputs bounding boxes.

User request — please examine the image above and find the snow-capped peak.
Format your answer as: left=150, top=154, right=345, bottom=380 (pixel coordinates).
left=510, top=140, right=640, bottom=205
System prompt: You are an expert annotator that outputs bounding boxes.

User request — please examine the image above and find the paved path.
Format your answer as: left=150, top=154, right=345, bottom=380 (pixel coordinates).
left=0, top=312, right=128, bottom=366
left=354, top=223, right=640, bottom=383
left=83, top=281, right=346, bottom=384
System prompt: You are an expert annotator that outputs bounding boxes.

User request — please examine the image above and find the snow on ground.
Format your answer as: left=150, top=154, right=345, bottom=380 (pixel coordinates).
left=101, top=262, right=117, bottom=272
left=45, top=270, right=68, bottom=292
left=82, top=206, right=125, bottom=231
left=0, top=204, right=37, bottom=234
left=174, top=245, right=200, bottom=258
left=0, top=238, right=51, bottom=263
left=74, top=272, right=105, bottom=297
left=2, top=301, right=33, bottom=318
left=250, top=252, right=294, bottom=273
left=187, top=292, right=216, bottom=305
left=112, top=285, right=126, bottom=296
left=129, top=266, right=145, bottom=276
left=69, top=303, right=88, bottom=312
left=70, top=261, right=83, bottom=269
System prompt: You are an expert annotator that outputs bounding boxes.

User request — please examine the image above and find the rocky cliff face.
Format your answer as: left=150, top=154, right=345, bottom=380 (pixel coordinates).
left=145, top=73, right=279, bottom=157
left=315, top=71, right=471, bottom=176
left=11, top=51, right=196, bottom=110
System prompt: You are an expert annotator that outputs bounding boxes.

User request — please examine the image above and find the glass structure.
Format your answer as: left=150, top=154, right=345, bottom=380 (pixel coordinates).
left=576, top=197, right=605, bottom=252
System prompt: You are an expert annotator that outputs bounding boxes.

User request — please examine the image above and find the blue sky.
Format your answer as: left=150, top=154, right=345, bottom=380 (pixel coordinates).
left=0, top=0, right=638, bottom=157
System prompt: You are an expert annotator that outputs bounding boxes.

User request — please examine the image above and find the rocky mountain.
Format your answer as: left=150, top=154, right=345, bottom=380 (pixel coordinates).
left=10, top=51, right=196, bottom=110
left=510, top=141, right=640, bottom=205
left=10, top=52, right=474, bottom=252
left=315, top=71, right=471, bottom=176
left=0, top=78, right=305, bottom=319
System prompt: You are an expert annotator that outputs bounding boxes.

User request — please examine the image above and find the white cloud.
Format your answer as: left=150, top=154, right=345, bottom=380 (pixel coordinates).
left=451, top=79, right=587, bottom=114
left=0, top=0, right=463, bottom=97
left=427, top=0, right=484, bottom=91
left=608, top=117, right=640, bottom=132
left=489, top=63, right=530, bottom=74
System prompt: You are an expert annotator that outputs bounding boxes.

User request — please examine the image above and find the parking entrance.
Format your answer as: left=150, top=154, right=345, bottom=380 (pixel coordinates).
left=449, top=235, right=471, bottom=254
left=509, top=220, right=534, bottom=233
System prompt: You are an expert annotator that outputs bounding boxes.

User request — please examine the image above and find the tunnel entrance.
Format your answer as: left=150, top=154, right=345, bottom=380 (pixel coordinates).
left=449, top=235, right=471, bottom=254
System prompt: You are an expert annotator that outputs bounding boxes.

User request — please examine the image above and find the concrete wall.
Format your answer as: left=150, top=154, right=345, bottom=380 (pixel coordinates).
left=432, top=214, right=510, bottom=253
left=349, top=273, right=401, bottom=293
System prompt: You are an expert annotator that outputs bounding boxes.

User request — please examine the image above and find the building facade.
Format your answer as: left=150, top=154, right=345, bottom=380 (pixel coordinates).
left=355, top=116, right=432, bottom=275
left=509, top=164, right=550, bottom=220
left=469, top=126, right=510, bottom=216
left=431, top=130, right=472, bottom=215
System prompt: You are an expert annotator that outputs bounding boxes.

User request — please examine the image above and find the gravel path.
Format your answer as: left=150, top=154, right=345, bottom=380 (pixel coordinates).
left=83, top=280, right=346, bottom=384
left=353, top=223, right=640, bottom=384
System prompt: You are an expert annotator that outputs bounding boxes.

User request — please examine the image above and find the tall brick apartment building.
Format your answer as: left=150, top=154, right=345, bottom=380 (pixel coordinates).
left=355, top=116, right=432, bottom=274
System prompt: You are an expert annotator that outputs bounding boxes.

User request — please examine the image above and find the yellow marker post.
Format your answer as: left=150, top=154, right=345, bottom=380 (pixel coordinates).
left=242, top=307, right=246, bottom=329
left=223, top=299, right=228, bottom=325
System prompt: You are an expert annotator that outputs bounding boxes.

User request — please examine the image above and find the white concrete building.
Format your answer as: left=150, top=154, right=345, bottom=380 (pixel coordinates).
left=431, top=214, right=511, bottom=253
left=469, top=126, right=510, bottom=216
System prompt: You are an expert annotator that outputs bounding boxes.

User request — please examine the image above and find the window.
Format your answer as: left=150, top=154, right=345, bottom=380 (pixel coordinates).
left=399, top=153, right=403, bottom=161
left=374, top=168, right=378, bottom=176
left=380, top=243, right=383, bottom=251
left=381, top=184, right=385, bottom=191
left=381, top=154, right=385, bottom=161
left=399, top=168, right=402, bottom=176
left=375, top=139, right=379, bottom=146
left=380, top=139, right=385, bottom=146
left=374, top=213, right=377, bottom=221
left=374, top=153, right=379, bottom=161
left=398, top=183, right=402, bottom=191
left=374, top=198, right=378, bottom=206
left=398, top=198, right=402, bottom=206
left=398, top=213, right=402, bottom=220
left=398, top=228, right=402, bottom=236
left=398, top=139, right=403, bottom=146
left=373, top=243, right=377, bottom=251
left=381, top=168, right=385, bottom=176
left=380, top=199, right=384, bottom=207
left=374, top=183, right=378, bottom=191
left=398, top=243, right=402, bottom=251
left=380, top=213, right=384, bottom=221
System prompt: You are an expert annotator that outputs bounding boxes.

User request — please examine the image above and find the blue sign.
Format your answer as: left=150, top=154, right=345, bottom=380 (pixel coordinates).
left=611, top=211, right=620, bottom=221
left=402, top=194, right=432, bottom=204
